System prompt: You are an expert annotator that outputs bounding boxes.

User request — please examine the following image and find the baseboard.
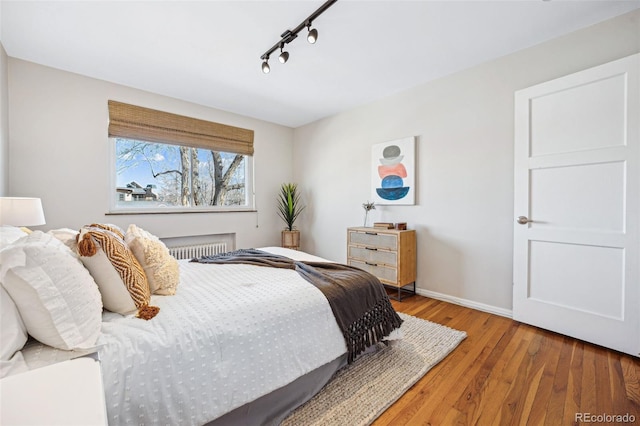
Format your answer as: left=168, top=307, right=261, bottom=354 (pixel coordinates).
left=415, top=288, right=513, bottom=319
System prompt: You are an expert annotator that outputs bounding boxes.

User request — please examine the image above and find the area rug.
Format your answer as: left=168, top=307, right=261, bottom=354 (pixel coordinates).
left=281, top=313, right=467, bottom=426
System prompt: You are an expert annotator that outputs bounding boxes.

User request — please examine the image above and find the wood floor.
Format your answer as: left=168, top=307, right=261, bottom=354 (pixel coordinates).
left=373, top=295, right=640, bottom=426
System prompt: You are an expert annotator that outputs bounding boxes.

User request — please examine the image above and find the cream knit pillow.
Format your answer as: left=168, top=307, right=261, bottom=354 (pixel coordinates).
left=125, top=224, right=179, bottom=295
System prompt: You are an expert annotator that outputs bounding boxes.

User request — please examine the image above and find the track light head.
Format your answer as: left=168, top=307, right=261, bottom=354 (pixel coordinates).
left=307, top=25, right=318, bottom=44
left=278, top=43, right=289, bottom=64
left=261, top=57, right=270, bottom=74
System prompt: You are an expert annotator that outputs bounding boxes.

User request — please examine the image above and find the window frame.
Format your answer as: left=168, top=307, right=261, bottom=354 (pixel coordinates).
left=108, top=137, right=255, bottom=215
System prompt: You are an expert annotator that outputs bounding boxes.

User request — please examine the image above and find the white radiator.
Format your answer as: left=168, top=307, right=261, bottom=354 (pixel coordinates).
left=168, top=242, right=228, bottom=260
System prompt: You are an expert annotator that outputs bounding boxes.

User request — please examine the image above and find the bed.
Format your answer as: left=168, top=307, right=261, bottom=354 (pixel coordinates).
left=0, top=224, right=403, bottom=425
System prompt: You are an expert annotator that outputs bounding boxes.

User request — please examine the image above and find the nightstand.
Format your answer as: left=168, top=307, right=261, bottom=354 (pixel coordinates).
left=0, top=355, right=108, bottom=425
left=347, top=226, right=417, bottom=301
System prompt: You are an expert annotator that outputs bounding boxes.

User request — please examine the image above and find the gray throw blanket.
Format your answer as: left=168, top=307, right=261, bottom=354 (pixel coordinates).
left=191, top=249, right=403, bottom=363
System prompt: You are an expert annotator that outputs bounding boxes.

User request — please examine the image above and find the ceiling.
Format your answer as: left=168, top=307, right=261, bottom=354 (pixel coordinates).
left=1, top=1, right=638, bottom=128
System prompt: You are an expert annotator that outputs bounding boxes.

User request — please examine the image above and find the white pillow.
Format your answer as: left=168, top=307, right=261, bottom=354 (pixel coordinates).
left=0, top=285, right=28, bottom=362
left=47, top=228, right=79, bottom=253
left=125, top=224, right=180, bottom=295
left=0, top=231, right=103, bottom=350
left=0, top=225, right=28, bottom=247
left=0, top=351, right=29, bottom=379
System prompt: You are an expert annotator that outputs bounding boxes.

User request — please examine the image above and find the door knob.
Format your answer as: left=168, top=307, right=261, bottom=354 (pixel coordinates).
left=516, top=216, right=531, bottom=225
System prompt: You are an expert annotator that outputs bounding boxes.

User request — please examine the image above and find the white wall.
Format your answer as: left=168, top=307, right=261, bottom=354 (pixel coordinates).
left=7, top=59, right=294, bottom=248
left=293, top=10, right=640, bottom=313
left=0, top=42, right=8, bottom=196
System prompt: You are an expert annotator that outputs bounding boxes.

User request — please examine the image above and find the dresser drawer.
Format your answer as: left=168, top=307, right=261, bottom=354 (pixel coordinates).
left=348, top=230, right=397, bottom=251
left=348, top=246, right=397, bottom=266
left=349, top=259, right=398, bottom=284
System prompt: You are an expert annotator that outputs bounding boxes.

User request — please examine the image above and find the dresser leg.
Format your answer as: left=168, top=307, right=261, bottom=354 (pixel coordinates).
left=386, top=282, right=416, bottom=302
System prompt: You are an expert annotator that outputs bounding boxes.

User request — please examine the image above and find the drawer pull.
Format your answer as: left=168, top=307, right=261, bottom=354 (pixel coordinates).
left=365, top=247, right=378, bottom=251
left=365, top=261, right=378, bottom=266
left=365, top=231, right=378, bottom=235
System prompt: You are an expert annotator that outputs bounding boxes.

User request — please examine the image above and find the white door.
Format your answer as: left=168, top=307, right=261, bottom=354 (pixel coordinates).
left=513, top=54, right=639, bottom=357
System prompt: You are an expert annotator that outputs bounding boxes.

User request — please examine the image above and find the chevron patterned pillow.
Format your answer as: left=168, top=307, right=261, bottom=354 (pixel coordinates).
left=78, top=225, right=158, bottom=320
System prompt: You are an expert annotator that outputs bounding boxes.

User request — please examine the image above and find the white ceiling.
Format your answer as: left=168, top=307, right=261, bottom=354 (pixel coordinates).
left=1, top=1, right=638, bottom=128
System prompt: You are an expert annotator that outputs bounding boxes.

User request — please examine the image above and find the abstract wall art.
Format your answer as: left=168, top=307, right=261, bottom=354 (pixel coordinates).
left=371, top=136, right=415, bottom=205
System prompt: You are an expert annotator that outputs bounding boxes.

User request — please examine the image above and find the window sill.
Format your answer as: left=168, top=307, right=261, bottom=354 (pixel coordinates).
left=106, top=208, right=257, bottom=215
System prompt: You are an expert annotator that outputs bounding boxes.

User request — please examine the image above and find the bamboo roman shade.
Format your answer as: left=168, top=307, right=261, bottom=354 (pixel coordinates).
left=108, top=100, right=254, bottom=156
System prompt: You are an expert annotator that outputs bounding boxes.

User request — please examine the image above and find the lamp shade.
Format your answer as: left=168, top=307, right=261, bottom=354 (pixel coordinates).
left=0, top=197, right=46, bottom=226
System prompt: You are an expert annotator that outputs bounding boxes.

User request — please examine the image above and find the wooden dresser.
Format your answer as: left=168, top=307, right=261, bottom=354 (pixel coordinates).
left=347, top=227, right=416, bottom=300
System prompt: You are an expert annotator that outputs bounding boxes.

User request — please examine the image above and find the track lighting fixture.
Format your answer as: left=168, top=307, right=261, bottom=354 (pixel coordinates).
left=260, top=0, right=337, bottom=74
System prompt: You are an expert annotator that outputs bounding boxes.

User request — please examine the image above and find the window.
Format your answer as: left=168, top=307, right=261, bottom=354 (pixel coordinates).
left=108, top=101, right=254, bottom=213
left=114, top=138, right=252, bottom=210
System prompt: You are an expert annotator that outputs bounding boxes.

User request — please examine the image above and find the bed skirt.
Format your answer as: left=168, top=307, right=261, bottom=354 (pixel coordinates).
left=208, top=354, right=347, bottom=426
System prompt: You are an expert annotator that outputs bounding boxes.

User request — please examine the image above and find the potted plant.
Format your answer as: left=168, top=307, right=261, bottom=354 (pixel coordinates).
left=277, top=183, right=305, bottom=249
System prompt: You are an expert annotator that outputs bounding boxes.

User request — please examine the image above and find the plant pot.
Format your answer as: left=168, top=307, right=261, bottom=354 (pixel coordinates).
left=281, top=230, right=300, bottom=250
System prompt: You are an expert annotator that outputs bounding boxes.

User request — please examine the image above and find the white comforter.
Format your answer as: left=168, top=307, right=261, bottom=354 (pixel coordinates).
left=23, top=248, right=347, bottom=425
